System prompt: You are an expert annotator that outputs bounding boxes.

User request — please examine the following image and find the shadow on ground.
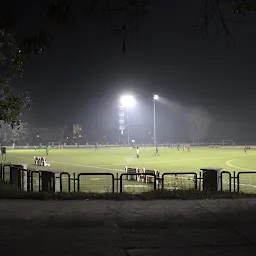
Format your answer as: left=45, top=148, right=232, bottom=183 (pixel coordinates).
left=0, top=199, right=256, bottom=255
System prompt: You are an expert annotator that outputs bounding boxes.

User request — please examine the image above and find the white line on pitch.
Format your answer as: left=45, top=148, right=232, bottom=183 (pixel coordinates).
left=14, top=155, right=225, bottom=171
left=225, top=160, right=256, bottom=188
left=53, top=161, right=121, bottom=172
left=226, top=160, right=256, bottom=171
left=16, top=156, right=121, bottom=172
left=97, top=156, right=227, bottom=167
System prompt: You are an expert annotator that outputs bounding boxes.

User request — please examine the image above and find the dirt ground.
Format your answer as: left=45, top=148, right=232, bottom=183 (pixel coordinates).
left=0, top=199, right=256, bottom=255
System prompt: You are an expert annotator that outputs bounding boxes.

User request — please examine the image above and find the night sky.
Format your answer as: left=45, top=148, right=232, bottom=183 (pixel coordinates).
left=9, top=0, right=256, bottom=142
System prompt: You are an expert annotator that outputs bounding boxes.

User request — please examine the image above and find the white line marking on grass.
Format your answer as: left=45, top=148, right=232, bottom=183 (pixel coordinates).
left=98, top=156, right=227, bottom=167
left=239, top=183, right=256, bottom=188
left=15, top=155, right=227, bottom=171
left=223, top=181, right=256, bottom=188
left=53, top=161, right=121, bottom=172
left=124, top=185, right=148, bottom=188
left=225, top=160, right=256, bottom=189
left=226, top=160, right=256, bottom=171
left=15, top=156, right=121, bottom=172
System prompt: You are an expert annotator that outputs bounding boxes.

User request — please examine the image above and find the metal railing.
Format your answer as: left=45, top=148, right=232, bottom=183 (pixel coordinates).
left=220, top=171, right=232, bottom=192
left=1, top=164, right=256, bottom=194
left=77, top=173, right=115, bottom=193
left=237, top=172, right=256, bottom=194
left=120, top=173, right=157, bottom=193
left=162, top=172, right=198, bottom=190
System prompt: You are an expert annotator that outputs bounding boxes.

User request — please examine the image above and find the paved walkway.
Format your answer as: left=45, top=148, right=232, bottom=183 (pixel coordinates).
left=0, top=199, right=256, bottom=255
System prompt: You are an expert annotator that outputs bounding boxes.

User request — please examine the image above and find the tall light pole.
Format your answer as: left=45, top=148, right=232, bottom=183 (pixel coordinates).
left=120, top=95, right=136, bottom=145
left=153, top=94, right=159, bottom=146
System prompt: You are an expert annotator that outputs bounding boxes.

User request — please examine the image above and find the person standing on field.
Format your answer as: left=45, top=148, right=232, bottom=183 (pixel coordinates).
left=136, top=146, right=140, bottom=158
left=155, top=146, right=159, bottom=156
left=46, top=145, right=49, bottom=155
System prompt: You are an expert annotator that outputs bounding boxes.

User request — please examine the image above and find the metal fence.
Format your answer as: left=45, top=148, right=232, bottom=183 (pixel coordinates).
left=162, top=172, right=198, bottom=191
left=1, top=164, right=256, bottom=194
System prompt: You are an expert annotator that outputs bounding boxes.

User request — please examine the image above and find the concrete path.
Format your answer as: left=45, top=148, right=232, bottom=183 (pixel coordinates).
left=0, top=199, right=256, bottom=255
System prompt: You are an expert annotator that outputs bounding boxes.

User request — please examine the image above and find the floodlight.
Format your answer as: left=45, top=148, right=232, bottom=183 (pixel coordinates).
left=153, top=94, right=159, bottom=100
left=120, top=95, right=136, bottom=108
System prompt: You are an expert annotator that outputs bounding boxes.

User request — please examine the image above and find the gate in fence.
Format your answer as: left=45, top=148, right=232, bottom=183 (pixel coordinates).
left=237, top=172, right=256, bottom=193
left=120, top=173, right=157, bottom=193
left=220, top=171, right=232, bottom=192
left=77, top=173, right=115, bottom=193
left=162, top=172, right=198, bottom=191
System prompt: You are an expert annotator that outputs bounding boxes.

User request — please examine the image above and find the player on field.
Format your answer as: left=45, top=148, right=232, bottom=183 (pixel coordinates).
left=46, top=145, right=49, bottom=155
left=183, top=144, right=185, bottom=151
left=244, top=145, right=247, bottom=153
left=155, top=146, right=159, bottom=156
left=177, top=144, right=180, bottom=151
left=95, top=144, right=98, bottom=150
left=136, top=146, right=140, bottom=158
left=187, top=145, right=190, bottom=152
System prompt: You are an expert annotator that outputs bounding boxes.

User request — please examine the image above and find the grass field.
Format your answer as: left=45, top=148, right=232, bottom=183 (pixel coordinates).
left=1, top=146, right=256, bottom=193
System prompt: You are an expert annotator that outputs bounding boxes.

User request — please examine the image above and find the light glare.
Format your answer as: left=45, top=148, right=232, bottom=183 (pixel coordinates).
left=120, top=95, right=136, bottom=108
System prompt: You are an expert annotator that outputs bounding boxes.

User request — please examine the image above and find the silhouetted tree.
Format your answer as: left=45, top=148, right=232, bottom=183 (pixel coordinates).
left=194, top=0, right=256, bottom=44
left=0, top=121, right=28, bottom=144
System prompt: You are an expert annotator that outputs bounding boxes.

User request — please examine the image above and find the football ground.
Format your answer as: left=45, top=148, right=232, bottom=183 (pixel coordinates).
left=2, top=146, right=256, bottom=194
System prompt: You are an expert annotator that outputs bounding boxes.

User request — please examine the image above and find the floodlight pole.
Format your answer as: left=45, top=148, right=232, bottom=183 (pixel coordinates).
left=153, top=99, right=156, bottom=146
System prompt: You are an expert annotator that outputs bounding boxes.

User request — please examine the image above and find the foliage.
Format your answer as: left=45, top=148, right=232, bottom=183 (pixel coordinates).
left=0, top=29, right=33, bottom=127
left=0, top=121, right=28, bottom=144
left=194, top=0, right=256, bottom=43
left=0, top=83, right=31, bottom=128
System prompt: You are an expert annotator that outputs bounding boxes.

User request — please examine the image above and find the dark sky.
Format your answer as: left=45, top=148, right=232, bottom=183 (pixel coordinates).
left=9, top=0, right=256, bottom=142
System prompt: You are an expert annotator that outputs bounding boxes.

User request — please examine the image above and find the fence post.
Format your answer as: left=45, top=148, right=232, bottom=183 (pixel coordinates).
left=199, top=172, right=202, bottom=191
left=116, top=173, right=119, bottom=193
left=194, top=174, right=198, bottom=190
left=234, top=171, right=236, bottom=193
left=27, top=170, right=31, bottom=192
left=120, top=174, right=123, bottom=193
left=39, top=172, right=41, bottom=192
left=153, top=175, right=156, bottom=191
left=112, top=174, right=115, bottom=193
left=73, top=173, right=76, bottom=192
